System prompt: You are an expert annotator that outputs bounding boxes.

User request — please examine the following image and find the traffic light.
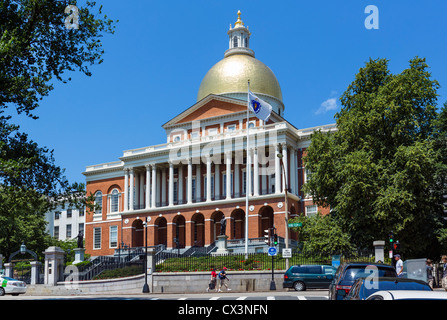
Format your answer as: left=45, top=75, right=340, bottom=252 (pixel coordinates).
left=388, top=231, right=394, bottom=244
left=264, top=229, right=271, bottom=246
left=393, top=240, right=401, bottom=251
left=273, top=233, right=278, bottom=246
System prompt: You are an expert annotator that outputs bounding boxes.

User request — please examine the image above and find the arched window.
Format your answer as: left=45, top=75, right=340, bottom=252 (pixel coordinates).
left=95, top=191, right=102, bottom=215
left=111, top=189, right=119, bottom=212
left=233, top=36, right=238, bottom=48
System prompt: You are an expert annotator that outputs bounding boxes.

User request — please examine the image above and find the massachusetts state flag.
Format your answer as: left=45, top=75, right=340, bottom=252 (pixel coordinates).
left=248, top=90, right=273, bottom=122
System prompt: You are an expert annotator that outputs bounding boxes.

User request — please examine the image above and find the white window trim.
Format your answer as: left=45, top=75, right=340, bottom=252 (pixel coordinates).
left=109, top=225, right=118, bottom=249
left=93, top=227, right=101, bottom=250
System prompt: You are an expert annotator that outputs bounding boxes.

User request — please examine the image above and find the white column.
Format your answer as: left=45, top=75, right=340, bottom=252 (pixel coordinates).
left=129, top=168, right=134, bottom=210
left=247, top=149, right=252, bottom=196
left=187, top=159, right=193, bottom=204
left=206, top=156, right=211, bottom=202
left=290, top=148, right=296, bottom=195
left=226, top=152, right=232, bottom=200
left=124, top=169, right=129, bottom=211
left=156, top=170, right=160, bottom=206
left=196, top=163, right=201, bottom=202
left=282, top=144, right=288, bottom=192
left=235, top=163, right=240, bottom=197
left=145, top=165, right=150, bottom=209
left=253, top=147, right=259, bottom=196
left=161, top=168, right=166, bottom=206
left=262, top=167, right=267, bottom=195
left=134, top=172, right=139, bottom=208
left=169, top=162, right=174, bottom=206
left=215, top=163, right=220, bottom=200
left=139, top=172, right=144, bottom=208
left=275, top=144, right=281, bottom=194
left=179, top=164, right=183, bottom=204
left=151, top=165, right=156, bottom=208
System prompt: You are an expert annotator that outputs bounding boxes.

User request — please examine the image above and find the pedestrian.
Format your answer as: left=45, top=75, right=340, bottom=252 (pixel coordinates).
left=426, top=259, right=434, bottom=289
left=394, top=254, right=403, bottom=277
left=441, top=255, right=447, bottom=291
left=206, top=268, right=217, bottom=292
left=218, top=267, right=231, bottom=292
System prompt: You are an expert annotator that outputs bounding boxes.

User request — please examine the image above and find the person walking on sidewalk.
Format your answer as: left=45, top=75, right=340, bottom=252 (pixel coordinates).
left=218, top=267, right=231, bottom=292
left=206, top=268, right=218, bottom=292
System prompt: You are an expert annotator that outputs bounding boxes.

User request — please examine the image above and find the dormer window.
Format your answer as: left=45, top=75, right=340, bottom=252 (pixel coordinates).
left=173, top=135, right=181, bottom=142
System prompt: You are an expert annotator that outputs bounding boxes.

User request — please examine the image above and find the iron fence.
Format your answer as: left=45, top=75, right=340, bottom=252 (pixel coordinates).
left=155, top=249, right=376, bottom=273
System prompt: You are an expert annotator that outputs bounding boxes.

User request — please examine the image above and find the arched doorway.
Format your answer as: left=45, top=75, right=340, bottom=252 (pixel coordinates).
left=132, top=219, right=144, bottom=248
left=230, top=208, right=245, bottom=240
left=259, top=206, right=274, bottom=237
left=154, top=217, right=167, bottom=247
left=191, top=213, right=205, bottom=247
left=210, top=211, right=225, bottom=241
left=172, top=215, right=186, bottom=248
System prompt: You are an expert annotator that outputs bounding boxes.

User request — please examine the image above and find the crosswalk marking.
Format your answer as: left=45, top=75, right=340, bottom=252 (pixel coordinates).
left=297, top=296, right=307, bottom=300
left=210, top=296, right=220, bottom=300
left=267, top=296, right=275, bottom=300
left=236, top=296, right=247, bottom=300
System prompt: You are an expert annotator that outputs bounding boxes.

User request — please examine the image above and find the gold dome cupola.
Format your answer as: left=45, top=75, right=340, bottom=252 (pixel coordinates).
left=224, top=10, right=255, bottom=58
left=197, top=10, right=284, bottom=116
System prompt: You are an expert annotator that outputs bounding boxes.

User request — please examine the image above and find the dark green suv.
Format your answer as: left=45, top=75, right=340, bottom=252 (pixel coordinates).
left=283, top=265, right=337, bottom=291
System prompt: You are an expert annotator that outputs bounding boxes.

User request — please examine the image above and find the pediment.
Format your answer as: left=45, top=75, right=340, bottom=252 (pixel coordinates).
left=162, top=95, right=247, bottom=128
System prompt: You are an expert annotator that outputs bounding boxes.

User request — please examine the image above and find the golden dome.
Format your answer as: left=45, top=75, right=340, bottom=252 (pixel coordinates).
left=197, top=53, right=283, bottom=102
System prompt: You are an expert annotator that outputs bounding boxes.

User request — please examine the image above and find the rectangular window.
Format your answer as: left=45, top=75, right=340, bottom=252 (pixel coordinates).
left=66, top=224, right=72, bottom=238
left=191, top=131, right=200, bottom=140
left=110, top=226, right=118, bottom=248
left=67, top=209, right=72, bottom=218
left=191, top=178, right=196, bottom=200
left=79, top=207, right=85, bottom=217
left=54, top=226, right=59, bottom=239
left=227, top=124, right=236, bottom=132
left=305, top=205, right=318, bottom=217
left=208, top=128, right=218, bottom=136
left=94, top=227, right=101, bottom=249
left=174, top=181, right=178, bottom=203
left=79, top=223, right=84, bottom=234
left=55, top=211, right=61, bottom=220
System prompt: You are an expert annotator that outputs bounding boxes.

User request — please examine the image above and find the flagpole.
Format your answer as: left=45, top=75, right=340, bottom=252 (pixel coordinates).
left=245, top=79, right=250, bottom=258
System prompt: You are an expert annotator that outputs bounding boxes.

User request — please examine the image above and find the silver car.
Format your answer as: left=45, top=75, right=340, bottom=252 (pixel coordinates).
left=0, top=275, right=27, bottom=296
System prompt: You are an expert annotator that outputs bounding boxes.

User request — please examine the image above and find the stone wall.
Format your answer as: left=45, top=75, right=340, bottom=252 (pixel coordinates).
left=49, top=270, right=286, bottom=295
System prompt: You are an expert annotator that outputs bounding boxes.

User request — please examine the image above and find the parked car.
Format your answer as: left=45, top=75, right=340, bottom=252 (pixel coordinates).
left=328, top=262, right=397, bottom=300
left=367, top=290, right=447, bottom=300
left=0, top=275, right=27, bottom=296
left=283, top=264, right=336, bottom=291
left=343, top=277, right=432, bottom=300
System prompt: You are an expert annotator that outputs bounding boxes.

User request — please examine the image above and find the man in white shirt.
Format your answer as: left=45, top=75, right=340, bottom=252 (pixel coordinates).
left=394, top=254, right=403, bottom=277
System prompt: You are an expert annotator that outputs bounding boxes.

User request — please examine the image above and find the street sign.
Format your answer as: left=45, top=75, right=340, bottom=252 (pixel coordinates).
left=282, top=248, right=292, bottom=258
left=288, top=222, right=302, bottom=228
left=268, top=247, right=277, bottom=256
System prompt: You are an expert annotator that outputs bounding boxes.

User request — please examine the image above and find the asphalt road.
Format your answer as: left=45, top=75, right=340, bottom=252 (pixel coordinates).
left=3, top=289, right=329, bottom=300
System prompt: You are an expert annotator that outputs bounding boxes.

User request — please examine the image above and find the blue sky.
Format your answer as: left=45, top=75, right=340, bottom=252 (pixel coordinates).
left=8, top=0, right=447, bottom=184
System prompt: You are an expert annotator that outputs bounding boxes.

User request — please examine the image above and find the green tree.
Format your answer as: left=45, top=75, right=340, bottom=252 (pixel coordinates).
left=433, top=102, right=447, bottom=253
left=290, top=213, right=353, bottom=254
left=0, top=0, right=116, bottom=118
left=0, top=0, right=116, bottom=260
left=303, top=57, right=445, bottom=258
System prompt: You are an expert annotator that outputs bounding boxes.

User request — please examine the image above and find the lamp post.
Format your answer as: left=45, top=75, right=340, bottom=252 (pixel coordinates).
left=277, top=152, right=289, bottom=270
left=142, top=217, right=150, bottom=293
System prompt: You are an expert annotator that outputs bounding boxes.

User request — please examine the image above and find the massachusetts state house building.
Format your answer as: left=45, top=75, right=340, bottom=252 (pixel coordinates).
left=83, top=11, right=333, bottom=257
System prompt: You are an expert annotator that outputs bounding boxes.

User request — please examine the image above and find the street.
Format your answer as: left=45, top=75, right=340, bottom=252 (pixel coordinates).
left=2, top=289, right=329, bottom=300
